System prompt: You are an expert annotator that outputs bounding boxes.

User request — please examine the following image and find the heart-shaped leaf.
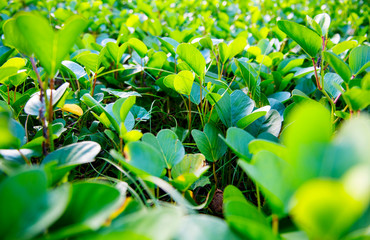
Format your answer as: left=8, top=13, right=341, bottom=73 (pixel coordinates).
left=174, top=70, right=194, bottom=95
left=176, top=43, right=206, bottom=79
left=220, top=127, right=254, bottom=161
left=142, top=129, right=185, bottom=169
left=121, top=142, right=166, bottom=177
left=171, top=153, right=209, bottom=191
left=146, top=51, right=167, bottom=77
left=192, top=123, right=227, bottom=162
left=215, top=89, right=255, bottom=128
left=9, top=12, right=87, bottom=76
left=128, top=38, right=148, bottom=58
left=105, top=42, right=128, bottom=64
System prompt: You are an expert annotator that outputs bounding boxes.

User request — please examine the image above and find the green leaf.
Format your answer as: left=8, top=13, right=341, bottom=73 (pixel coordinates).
left=62, top=60, right=86, bottom=80
left=218, top=42, right=229, bottom=64
left=215, top=89, right=255, bottom=128
left=174, top=70, right=194, bottom=95
left=332, top=40, right=357, bottom=55
left=119, top=96, right=136, bottom=124
left=191, top=123, right=227, bottom=162
left=235, top=59, right=259, bottom=97
left=199, top=36, right=213, bottom=49
left=146, top=51, right=167, bottom=77
left=343, top=87, right=370, bottom=111
left=349, top=45, right=370, bottom=76
left=81, top=94, right=120, bottom=133
left=220, top=127, right=254, bottom=161
left=323, top=73, right=343, bottom=98
left=309, top=13, right=331, bottom=36
left=282, top=101, right=332, bottom=182
left=84, top=206, right=184, bottom=240
left=171, top=153, right=209, bottom=191
left=128, top=38, right=148, bottom=58
left=290, top=179, right=366, bottom=239
left=42, top=141, right=100, bottom=166
left=49, top=182, right=122, bottom=238
left=122, top=141, right=165, bottom=177
left=323, top=51, right=352, bottom=83
left=228, top=36, right=247, bottom=59
left=105, top=42, right=128, bottom=64
left=158, top=37, right=179, bottom=56
left=163, top=74, right=176, bottom=89
left=42, top=141, right=101, bottom=184
left=76, top=52, right=100, bottom=73
left=142, top=129, right=185, bottom=169
left=13, top=12, right=87, bottom=76
left=246, top=109, right=282, bottom=137
left=123, top=130, right=143, bottom=143
left=248, top=139, right=287, bottom=160
left=236, top=108, right=268, bottom=129
left=277, top=20, right=322, bottom=57
left=0, top=107, right=20, bottom=149
left=3, top=18, right=32, bottom=56
left=176, top=43, right=206, bottom=79
left=0, top=66, right=18, bottom=85
left=0, top=169, right=69, bottom=240
left=239, top=151, right=294, bottom=214
left=223, top=185, right=277, bottom=240
left=9, top=71, right=28, bottom=87
left=278, top=58, right=305, bottom=75
left=306, top=15, right=323, bottom=36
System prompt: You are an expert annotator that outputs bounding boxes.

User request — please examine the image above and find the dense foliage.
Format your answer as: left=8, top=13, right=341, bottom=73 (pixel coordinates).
left=0, top=0, right=369, bottom=239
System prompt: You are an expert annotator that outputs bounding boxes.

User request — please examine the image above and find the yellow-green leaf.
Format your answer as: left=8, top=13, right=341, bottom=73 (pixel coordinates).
left=61, top=104, right=83, bottom=116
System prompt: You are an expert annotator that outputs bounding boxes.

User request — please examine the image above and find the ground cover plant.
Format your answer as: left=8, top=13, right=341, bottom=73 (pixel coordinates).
left=0, top=0, right=369, bottom=239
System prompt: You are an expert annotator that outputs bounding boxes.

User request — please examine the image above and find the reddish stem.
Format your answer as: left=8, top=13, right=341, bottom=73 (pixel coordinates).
left=91, top=73, right=97, bottom=96
left=312, top=58, right=322, bottom=90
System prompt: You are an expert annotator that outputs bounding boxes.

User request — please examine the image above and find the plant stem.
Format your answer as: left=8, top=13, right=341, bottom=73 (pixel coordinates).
left=334, top=93, right=342, bottom=104
left=168, top=168, right=172, bottom=179
left=7, top=86, right=10, bottom=104
left=18, top=149, right=31, bottom=165
left=256, top=184, right=261, bottom=211
left=13, top=86, right=17, bottom=102
left=272, top=214, right=279, bottom=235
left=213, top=162, right=218, bottom=187
left=174, top=57, right=177, bottom=73
left=30, top=57, right=49, bottom=155
left=120, top=137, right=123, bottom=154
left=91, top=73, right=97, bottom=96
left=188, top=94, right=192, bottom=134
left=49, top=78, right=54, bottom=123
left=208, top=106, right=214, bottom=123
left=311, top=58, right=322, bottom=90
left=199, top=76, right=203, bottom=110
left=219, top=63, right=224, bottom=80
